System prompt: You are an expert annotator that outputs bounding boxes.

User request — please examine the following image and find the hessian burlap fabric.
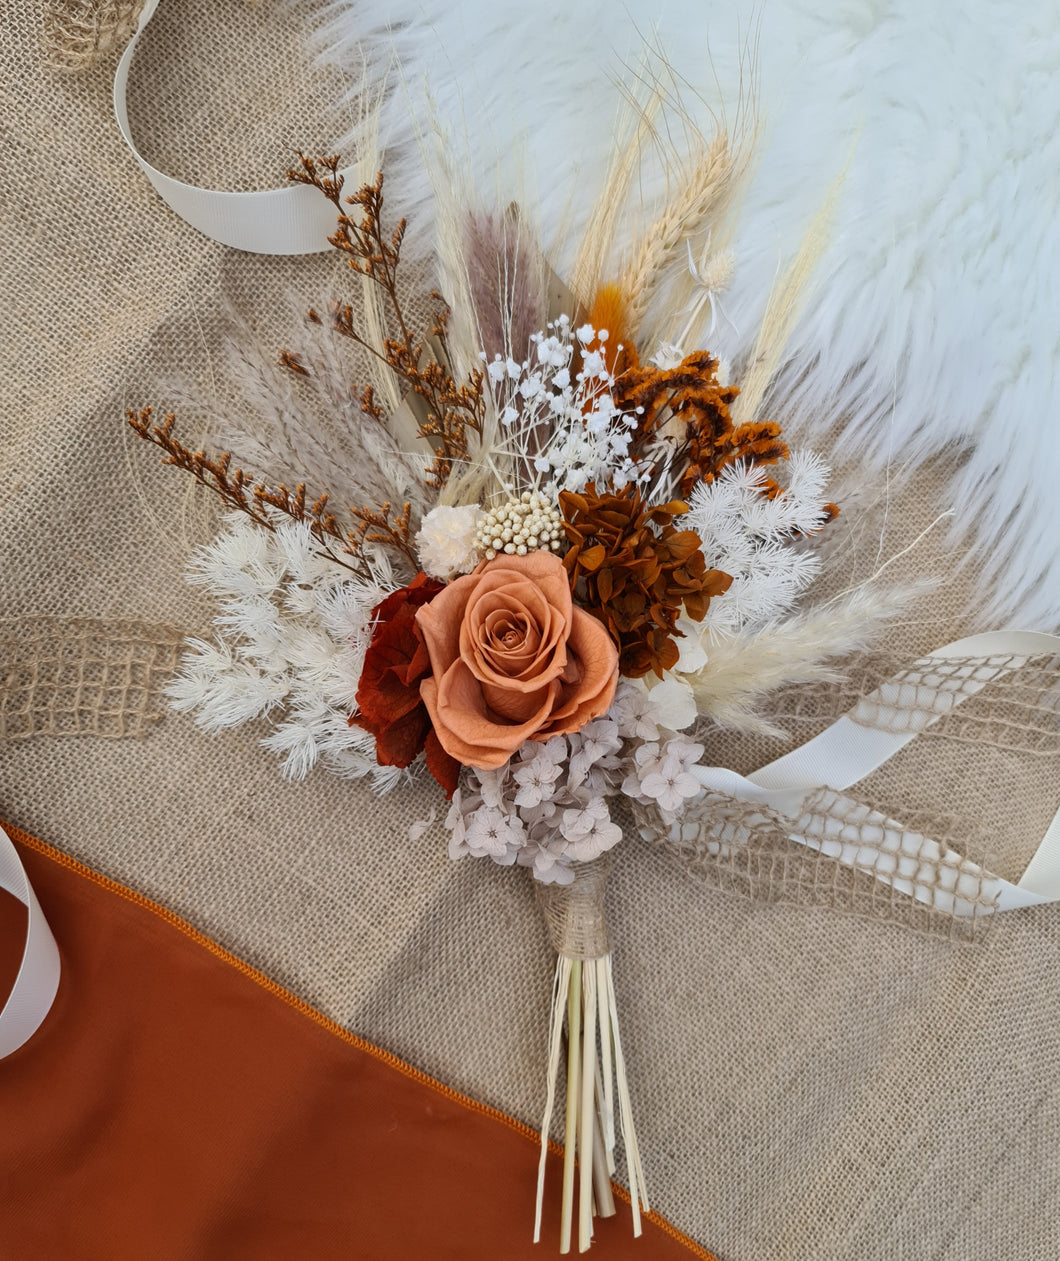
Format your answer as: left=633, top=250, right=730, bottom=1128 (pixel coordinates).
left=2, top=3, right=1059, bottom=1257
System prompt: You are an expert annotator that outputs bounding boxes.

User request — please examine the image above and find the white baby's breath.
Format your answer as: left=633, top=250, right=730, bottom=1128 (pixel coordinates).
left=480, top=316, right=647, bottom=498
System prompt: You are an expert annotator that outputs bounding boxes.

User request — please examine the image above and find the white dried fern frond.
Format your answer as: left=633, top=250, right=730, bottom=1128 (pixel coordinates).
left=684, top=454, right=836, bottom=637
left=166, top=513, right=413, bottom=785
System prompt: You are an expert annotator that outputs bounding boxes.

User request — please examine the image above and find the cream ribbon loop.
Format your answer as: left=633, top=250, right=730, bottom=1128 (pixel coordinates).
left=3, top=633, right=1056, bottom=1058
left=113, top=0, right=352, bottom=254
left=689, top=631, right=1060, bottom=916
left=0, top=825, right=61, bottom=1059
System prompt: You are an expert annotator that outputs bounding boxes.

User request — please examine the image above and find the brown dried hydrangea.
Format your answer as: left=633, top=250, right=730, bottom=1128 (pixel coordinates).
left=560, top=483, right=732, bottom=679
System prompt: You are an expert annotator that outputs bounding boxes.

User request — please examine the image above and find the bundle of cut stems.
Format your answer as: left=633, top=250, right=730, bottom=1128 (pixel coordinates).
left=534, top=952, right=648, bottom=1253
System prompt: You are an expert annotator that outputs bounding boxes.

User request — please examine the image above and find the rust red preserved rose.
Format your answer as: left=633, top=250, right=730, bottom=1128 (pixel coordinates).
left=351, top=572, right=460, bottom=796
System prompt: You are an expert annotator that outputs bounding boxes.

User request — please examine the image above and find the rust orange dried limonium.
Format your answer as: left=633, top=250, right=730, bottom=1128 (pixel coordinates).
left=560, top=482, right=732, bottom=679
left=615, top=349, right=788, bottom=497
left=285, top=157, right=486, bottom=490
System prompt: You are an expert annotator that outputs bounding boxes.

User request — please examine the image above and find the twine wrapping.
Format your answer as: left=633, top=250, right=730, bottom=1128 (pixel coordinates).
left=536, top=856, right=611, bottom=960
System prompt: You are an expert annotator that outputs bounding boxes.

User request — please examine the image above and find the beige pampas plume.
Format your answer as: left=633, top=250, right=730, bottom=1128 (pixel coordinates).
left=169, top=305, right=433, bottom=527
left=425, top=126, right=514, bottom=506
left=346, top=62, right=405, bottom=416
left=687, top=582, right=928, bottom=736
left=569, top=74, right=663, bottom=308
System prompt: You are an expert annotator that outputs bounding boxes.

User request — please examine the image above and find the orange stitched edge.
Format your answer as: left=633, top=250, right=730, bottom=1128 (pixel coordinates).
left=4, top=819, right=720, bottom=1261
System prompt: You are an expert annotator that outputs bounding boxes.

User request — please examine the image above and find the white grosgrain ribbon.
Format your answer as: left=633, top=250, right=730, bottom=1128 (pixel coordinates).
left=0, top=637, right=1055, bottom=1060
left=0, top=824, right=61, bottom=1059
left=690, top=632, right=1060, bottom=917
left=113, top=0, right=350, bottom=254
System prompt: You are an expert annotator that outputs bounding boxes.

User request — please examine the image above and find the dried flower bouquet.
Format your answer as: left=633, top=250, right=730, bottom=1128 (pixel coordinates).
left=130, top=99, right=913, bottom=1252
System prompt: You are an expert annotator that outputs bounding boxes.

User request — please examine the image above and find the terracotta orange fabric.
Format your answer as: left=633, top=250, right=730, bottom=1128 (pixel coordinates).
left=0, top=823, right=715, bottom=1261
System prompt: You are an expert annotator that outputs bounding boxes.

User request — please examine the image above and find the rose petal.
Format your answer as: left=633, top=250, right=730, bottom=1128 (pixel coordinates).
left=462, top=578, right=568, bottom=688
left=422, top=660, right=561, bottom=768
left=486, top=550, right=575, bottom=613
left=416, top=552, right=618, bottom=768
left=481, top=678, right=552, bottom=722
left=537, top=608, right=619, bottom=737
left=468, top=580, right=552, bottom=635
left=416, top=571, right=479, bottom=674
left=480, top=608, right=542, bottom=670
left=466, top=585, right=558, bottom=675
left=357, top=602, right=434, bottom=727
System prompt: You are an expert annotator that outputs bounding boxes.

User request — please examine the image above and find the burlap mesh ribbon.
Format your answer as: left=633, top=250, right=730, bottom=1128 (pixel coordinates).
left=764, top=652, right=1060, bottom=755
left=636, top=648, right=1060, bottom=941
left=43, top=0, right=145, bottom=70
left=0, top=617, right=187, bottom=741
left=639, top=790, right=998, bottom=943
left=536, top=857, right=612, bottom=960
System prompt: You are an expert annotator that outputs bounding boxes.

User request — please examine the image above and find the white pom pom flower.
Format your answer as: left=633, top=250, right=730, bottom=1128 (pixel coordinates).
left=415, top=504, right=483, bottom=579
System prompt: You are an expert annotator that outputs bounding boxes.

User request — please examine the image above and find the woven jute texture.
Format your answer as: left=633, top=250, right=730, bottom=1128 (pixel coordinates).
left=43, top=0, right=145, bottom=71
left=3, top=5, right=1060, bottom=1259
left=537, top=857, right=611, bottom=960
left=0, top=616, right=186, bottom=739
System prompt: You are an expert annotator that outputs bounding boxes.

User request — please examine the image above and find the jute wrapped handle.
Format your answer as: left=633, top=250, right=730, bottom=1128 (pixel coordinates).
left=536, top=856, right=611, bottom=960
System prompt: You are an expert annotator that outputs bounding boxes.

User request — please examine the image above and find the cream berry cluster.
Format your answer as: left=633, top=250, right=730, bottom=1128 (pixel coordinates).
left=474, top=491, right=564, bottom=561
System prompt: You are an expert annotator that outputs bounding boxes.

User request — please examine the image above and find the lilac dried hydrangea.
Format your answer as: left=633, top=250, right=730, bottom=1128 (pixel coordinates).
left=445, top=681, right=706, bottom=883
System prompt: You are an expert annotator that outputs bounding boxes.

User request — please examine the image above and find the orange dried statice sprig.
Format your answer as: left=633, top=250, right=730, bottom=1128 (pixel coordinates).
left=127, top=407, right=416, bottom=578
left=560, top=482, right=732, bottom=679
left=285, top=156, right=485, bottom=489
left=615, top=350, right=787, bottom=497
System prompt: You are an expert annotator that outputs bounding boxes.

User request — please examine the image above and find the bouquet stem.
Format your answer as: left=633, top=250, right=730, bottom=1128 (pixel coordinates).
left=561, top=960, right=581, bottom=1253
left=590, top=1095, right=616, bottom=1217
left=579, top=959, right=597, bottom=1252
left=534, top=950, right=647, bottom=1252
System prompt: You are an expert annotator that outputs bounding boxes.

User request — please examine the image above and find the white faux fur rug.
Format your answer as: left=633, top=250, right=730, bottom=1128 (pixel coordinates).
left=319, top=0, right=1060, bottom=628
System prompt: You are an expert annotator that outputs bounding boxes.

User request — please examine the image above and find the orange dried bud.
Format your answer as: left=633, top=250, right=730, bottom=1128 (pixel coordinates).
left=583, top=282, right=639, bottom=377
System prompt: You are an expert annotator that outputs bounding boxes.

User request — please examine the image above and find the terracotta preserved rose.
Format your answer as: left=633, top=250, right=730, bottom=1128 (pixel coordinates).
left=415, top=550, right=619, bottom=769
